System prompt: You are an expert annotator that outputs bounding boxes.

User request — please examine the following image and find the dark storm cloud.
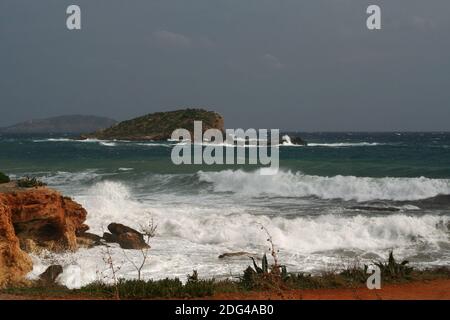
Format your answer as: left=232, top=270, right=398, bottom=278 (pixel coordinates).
left=1, top=0, right=449, bottom=131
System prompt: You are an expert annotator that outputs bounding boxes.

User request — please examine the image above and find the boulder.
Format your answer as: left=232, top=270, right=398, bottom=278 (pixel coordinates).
left=218, top=252, right=257, bottom=259
left=39, top=265, right=63, bottom=285
left=103, top=223, right=149, bottom=250
left=290, top=136, right=307, bottom=146
left=102, top=232, right=118, bottom=244
left=76, top=232, right=102, bottom=248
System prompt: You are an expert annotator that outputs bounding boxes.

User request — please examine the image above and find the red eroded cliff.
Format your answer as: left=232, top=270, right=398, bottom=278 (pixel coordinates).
left=0, top=183, right=88, bottom=287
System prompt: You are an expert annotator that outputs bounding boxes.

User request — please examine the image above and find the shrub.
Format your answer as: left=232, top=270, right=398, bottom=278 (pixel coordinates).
left=17, top=176, right=47, bottom=188
left=0, top=171, right=10, bottom=184
left=2, top=262, right=449, bottom=299
left=239, top=254, right=288, bottom=290
left=374, top=251, right=413, bottom=280
left=78, top=277, right=236, bottom=299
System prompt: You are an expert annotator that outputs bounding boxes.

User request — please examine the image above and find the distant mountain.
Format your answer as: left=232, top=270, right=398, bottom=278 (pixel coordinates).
left=0, top=115, right=117, bottom=134
left=82, top=109, right=224, bottom=141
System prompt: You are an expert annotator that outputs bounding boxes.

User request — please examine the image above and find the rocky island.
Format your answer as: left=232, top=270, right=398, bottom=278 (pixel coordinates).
left=81, top=108, right=224, bottom=141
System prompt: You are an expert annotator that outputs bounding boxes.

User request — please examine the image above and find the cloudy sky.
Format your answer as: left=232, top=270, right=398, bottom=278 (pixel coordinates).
left=1, top=0, right=449, bottom=131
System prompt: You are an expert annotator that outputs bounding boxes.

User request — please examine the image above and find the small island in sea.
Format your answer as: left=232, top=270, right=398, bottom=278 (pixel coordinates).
left=81, top=109, right=224, bottom=141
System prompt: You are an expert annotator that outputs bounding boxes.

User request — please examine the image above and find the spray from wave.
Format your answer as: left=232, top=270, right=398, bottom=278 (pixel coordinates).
left=28, top=179, right=450, bottom=288
left=22, top=178, right=450, bottom=288
left=75, top=180, right=450, bottom=253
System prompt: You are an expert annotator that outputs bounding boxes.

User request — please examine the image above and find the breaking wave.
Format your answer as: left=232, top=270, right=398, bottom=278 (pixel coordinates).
left=75, top=181, right=450, bottom=252
left=197, top=169, right=450, bottom=202
left=29, top=180, right=450, bottom=288
left=307, top=142, right=382, bottom=147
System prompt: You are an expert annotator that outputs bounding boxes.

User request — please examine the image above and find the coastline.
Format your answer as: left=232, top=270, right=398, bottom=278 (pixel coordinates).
left=1, top=132, right=450, bottom=300
left=1, top=179, right=450, bottom=300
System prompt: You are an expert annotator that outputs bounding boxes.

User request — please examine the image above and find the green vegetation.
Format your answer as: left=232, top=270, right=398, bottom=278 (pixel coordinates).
left=17, top=176, right=47, bottom=188
left=79, top=277, right=238, bottom=299
left=84, top=109, right=224, bottom=140
left=0, top=171, right=10, bottom=184
left=374, top=251, right=413, bottom=280
left=241, top=250, right=447, bottom=291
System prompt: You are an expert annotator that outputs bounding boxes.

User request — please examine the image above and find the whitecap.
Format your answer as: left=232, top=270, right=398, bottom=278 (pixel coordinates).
left=198, top=169, right=450, bottom=202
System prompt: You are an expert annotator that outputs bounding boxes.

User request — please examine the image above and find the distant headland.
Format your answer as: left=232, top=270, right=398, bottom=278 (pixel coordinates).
left=0, top=115, right=117, bottom=134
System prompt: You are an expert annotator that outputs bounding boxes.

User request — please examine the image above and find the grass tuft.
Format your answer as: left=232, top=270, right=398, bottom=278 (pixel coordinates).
left=0, top=171, right=10, bottom=184
left=17, top=176, right=47, bottom=188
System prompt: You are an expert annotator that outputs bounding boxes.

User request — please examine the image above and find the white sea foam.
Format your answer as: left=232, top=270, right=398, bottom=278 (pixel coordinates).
left=99, top=141, right=117, bottom=147
left=136, top=142, right=173, bottom=147
left=279, top=134, right=383, bottom=147
left=76, top=181, right=147, bottom=234
left=398, top=204, right=421, bottom=210
left=29, top=179, right=450, bottom=288
left=198, top=169, right=450, bottom=201
left=39, top=170, right=105, bottom=186
left=33, top=138, right=73, bottom=142
left=307, top=142, right=382, bottom=147
left=25, top=179, right=450, bottom=288
left=34, top=138, right=102, bottom=143
left=33, top=138, right=120, bottom=146
left=281, top=135, right=294, bottom=146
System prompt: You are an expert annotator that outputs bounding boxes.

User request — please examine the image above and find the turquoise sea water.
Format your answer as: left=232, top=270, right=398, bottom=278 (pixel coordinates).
left=1, top=132, right=449, bottom=287
left=1, top=132, right=450, bottom=177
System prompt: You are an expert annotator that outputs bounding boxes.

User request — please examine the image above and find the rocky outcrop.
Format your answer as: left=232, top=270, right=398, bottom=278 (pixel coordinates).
left=0, top=200, right=33, bottom=287
left=290, top=136, right=307, bottom=146
left=218, top=252, right=254, bottom=259
left=103, top=223, right=149, bottom=250
left=2, top=188, right=88, bottom=251
left=39, top=265, right=63, bottom=286
left=82, top=108, right=224, bottom=141
left=0, top=184, right=88, bottom=287
left=281, top=135, right=307, bottom=146
left=76, top=232, right=102, bottom=249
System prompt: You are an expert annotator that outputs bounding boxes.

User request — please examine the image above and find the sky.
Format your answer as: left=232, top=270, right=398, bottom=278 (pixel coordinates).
left=1, top=0, right=449, bottom=131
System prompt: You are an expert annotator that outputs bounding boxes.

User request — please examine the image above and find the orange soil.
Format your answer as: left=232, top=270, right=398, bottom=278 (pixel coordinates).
left=208, top=279, right=450, bottom=300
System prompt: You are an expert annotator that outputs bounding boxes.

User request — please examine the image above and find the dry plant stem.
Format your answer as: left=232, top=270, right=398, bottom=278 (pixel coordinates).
left=122, top=217, right=158, bottom=281
left=122, top=247, right=150, bottom=281
left=258, top=223, right=279, bottom=270
left=102, top=244, right=120, bottom=300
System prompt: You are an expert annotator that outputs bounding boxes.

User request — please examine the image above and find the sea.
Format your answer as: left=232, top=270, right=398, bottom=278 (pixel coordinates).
left=0, top=132, right=449, bottom=288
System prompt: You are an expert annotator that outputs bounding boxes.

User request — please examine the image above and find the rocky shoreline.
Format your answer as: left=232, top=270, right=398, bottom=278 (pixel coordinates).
left=0, top=181, right=149, bottom=288
left=0, top=182, right=87, bottom=287
left=1, top=179, right=449, bottom=300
